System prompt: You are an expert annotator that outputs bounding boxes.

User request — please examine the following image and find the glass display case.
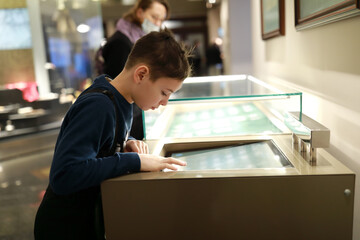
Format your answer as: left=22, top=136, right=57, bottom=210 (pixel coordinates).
left=144, top=75, right=303, bottom=139
left=102, top=75, right=354, bottom=239
left=167, top=140, right=293, bottom=170
left=102, top=133, right=354, bottom=240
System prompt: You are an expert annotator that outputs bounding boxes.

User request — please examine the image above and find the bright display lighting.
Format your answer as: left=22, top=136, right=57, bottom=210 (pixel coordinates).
left=77, top=24, right=90, bottom=33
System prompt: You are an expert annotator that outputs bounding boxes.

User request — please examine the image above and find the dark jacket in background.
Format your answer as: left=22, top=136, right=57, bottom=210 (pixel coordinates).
left=102, top=31, right=133, bottom=79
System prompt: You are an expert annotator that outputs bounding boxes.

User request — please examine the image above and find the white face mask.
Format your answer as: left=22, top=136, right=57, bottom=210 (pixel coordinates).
left=142, top=18, right=160, bottom=34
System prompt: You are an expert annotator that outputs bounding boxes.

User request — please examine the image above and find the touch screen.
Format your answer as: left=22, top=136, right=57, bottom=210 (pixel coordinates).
left=170, top=140, right=293, bottom=171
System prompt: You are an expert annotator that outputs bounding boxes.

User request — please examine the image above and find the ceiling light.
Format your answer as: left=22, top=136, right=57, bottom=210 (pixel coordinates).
left=77, top=24, right=90, bottom=33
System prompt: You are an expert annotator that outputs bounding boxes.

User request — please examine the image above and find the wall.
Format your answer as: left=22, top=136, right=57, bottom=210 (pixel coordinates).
left=251, top=1, right=360, bottom=239
left=221, top=0, right=253, bottom=75
left=207, top=4, right=221, bottom=45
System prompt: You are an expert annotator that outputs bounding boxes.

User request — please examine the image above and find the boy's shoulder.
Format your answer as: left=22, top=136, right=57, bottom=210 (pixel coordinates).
left=75, top=89, right=113, bottom=109
left=76, top=78, right=114, bottom=107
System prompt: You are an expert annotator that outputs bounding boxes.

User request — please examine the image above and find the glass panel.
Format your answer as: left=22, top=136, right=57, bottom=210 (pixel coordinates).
left=144, top=75, right=302, bottom=139
left=283, top=112, right=311, bottom=136
left=170, top=75, right=301, bottom=100
left=166, top=102, right=282, bottom=138
left=39, top=0, right=104, bottom=94
left=169, top=140, right=293, bottom=171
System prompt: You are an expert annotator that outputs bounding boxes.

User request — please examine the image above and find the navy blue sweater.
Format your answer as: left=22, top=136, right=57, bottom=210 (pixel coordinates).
left=50, top=75, right=140, bottom=195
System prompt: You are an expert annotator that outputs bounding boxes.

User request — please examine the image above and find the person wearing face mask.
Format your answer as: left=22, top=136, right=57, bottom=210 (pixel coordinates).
left=99, top=0, right=169, bottom=140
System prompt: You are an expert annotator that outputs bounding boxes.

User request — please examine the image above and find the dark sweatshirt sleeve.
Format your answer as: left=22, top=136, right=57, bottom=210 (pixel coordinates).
left=50, top=94, right=140, bottom=195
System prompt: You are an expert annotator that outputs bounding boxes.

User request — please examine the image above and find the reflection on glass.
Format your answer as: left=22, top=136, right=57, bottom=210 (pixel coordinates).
left=144, top=76, right=302, bottom=139
left=171, top=75, right=300, bottom=100
left=170, top=140, right=293, bottom=171
left=165, top=102, right=282, bottom=138
left=40, top=0, right=104, bottom=94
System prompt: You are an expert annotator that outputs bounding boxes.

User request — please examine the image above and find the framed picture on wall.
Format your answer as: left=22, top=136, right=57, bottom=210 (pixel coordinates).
left=260, top=0, right=285, bottom=40
left=295, top=0, right=360, bottom=30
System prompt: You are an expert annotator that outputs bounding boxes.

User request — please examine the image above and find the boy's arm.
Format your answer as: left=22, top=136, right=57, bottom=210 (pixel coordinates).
left=138, top=154, right=186, bottom=172
left=50, top=94, right=140, bottom=195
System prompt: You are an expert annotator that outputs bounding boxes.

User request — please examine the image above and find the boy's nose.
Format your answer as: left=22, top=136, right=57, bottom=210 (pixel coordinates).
left=160, top=98, right=169, bottom=106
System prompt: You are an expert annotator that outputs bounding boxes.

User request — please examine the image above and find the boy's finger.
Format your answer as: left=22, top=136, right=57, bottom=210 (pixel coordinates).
left=167, top=157, right=187, bottom=166
left=132, top=144, right=140, bottom=153
left=164, top=163, right=178, bottom=171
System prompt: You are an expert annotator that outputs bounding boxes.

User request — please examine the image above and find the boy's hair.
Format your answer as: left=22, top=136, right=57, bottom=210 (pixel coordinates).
left=125, top=28, right=191, bottom=81
left=123, top=0, right=170, bottom=27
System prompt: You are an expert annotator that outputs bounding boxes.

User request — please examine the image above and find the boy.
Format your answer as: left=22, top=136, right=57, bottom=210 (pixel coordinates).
left=34, top=29, right=191, bottom=240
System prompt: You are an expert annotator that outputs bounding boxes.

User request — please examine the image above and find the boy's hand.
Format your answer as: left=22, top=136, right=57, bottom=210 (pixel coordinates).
left=138, top=154, right=187, bottom=172
left=124, top=140, right=149, bottom=154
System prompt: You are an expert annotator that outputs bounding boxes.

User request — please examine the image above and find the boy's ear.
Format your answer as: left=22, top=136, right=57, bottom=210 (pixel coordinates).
left=134, top=65, right=150, bottom=84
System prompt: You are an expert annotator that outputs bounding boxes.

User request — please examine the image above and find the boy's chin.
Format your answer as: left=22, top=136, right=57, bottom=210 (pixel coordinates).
left=141, top=105, right=158, bottom=111
left=141, top=106, right=152, bottom=111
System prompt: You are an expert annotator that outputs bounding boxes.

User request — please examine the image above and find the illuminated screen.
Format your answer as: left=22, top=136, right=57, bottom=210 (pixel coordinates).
left=48, top=38, right=71, bottom=67
left=169, top=140, right=293, bottom=171
left=0, top=8, right=32, bottom=50
left=165, top=103, right=282, bottom=138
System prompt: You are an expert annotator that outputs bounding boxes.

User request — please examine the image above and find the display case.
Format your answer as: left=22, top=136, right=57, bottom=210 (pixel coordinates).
left=102, top=134, right=355, bottom=240
left=144, top=75, right=302, bottom=139
left=102, top=76, right=354, bottom=239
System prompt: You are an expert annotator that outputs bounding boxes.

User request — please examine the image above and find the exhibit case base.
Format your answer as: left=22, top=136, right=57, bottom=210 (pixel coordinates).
left=101, top=135, right=355, bottom=240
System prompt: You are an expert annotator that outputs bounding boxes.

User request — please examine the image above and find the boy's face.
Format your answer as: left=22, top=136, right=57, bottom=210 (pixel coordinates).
left=135, top=76, right=182, bottom=111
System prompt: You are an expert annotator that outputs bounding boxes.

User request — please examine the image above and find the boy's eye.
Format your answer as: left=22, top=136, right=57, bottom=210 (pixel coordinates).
left=161, top=91, right=168, bottom=97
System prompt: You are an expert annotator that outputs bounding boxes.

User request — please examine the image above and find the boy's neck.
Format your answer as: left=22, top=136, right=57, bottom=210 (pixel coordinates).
left=110, top=72, right=134, bottom=104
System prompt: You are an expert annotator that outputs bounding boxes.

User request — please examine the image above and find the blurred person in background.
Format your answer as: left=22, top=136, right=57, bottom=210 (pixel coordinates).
left=206, top=37, right=223, bottom=76
left=96, top=0, right=170, bottom=140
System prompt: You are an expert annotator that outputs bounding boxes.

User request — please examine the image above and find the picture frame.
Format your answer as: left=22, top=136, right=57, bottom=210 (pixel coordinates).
left=261, top=0, right=285, bottom=40
left=295, top=0, right=360, bottom=31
